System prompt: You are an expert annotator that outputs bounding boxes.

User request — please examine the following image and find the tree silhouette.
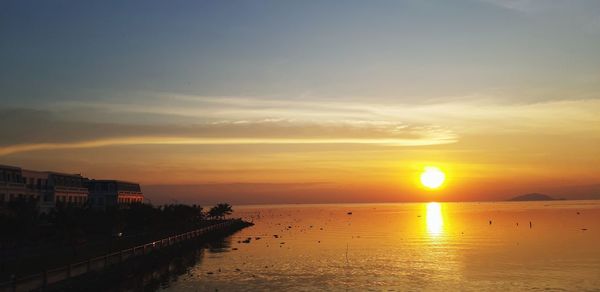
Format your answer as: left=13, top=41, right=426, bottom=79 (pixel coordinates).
left=208, top=203, right=233, bottom=220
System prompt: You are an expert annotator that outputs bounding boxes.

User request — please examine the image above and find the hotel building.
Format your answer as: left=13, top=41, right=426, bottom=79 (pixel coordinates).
left=0, top=164, right=144, bottom=211
left=88, top=180, right=145, bottom=208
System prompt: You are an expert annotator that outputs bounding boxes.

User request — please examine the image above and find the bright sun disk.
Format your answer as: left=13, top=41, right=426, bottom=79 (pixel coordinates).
left=420, top=166, right=445, bottom=189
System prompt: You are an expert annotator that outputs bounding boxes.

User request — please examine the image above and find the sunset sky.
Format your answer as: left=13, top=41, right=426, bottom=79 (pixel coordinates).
left=1, top=0, right=599, bottom=204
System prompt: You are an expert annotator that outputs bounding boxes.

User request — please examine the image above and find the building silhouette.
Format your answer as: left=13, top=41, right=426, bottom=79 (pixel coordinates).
left=0, top=164, right=144, bottom=211
left=88, top=180, right=144, bottom=208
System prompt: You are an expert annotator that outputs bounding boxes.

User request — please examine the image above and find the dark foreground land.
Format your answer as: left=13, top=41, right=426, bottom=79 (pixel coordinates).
left=0, top=201, right=245, bottom=283
left=45, top=220, right=250, bottom=291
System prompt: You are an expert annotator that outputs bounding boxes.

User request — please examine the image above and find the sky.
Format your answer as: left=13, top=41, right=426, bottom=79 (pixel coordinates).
left=1, top=0, right=599, bottom=204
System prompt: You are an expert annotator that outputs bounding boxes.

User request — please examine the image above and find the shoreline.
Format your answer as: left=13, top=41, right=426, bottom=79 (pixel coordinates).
left=0, top=219, right=253, bottom=292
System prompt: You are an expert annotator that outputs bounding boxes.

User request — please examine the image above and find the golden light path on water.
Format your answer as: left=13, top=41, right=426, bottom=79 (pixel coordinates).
left=426, top=202, right=444, bottom=236
left=156, top=201, right=600, bottom=291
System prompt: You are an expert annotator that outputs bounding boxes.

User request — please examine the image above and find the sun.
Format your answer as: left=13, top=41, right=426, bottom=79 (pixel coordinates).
left=420, top=166, right=445, bottom=189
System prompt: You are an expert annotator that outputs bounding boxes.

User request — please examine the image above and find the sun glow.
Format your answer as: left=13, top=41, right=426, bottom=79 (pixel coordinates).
left=426, top=202, right=444, bottom=235
left=420, top=166, right=446, bottom=189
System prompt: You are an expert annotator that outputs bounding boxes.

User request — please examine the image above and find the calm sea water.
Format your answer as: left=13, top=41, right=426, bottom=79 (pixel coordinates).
left=159, top=201, right=600, bottom=291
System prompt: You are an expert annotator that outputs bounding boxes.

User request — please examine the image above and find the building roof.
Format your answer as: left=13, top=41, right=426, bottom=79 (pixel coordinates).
left=0, top=164, right=22, bottom=170
left=1, top=164, right=140, bottom=186
left=0, top=164, right=82, bottom=177
left=44, top=171, right=84, bottom=178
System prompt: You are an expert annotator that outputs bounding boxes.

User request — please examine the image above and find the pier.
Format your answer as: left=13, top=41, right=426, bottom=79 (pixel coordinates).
left=0, top=219, right=252, bottom=292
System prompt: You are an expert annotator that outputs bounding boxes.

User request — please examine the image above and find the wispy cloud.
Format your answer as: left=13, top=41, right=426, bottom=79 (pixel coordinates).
left=0, top=135, right=457, bottom=157
left=56, top=93, right=600, bottom=134
left=2, top=95, right=599, bottom=156
left=478, top=0, right=541, bottom=13
left=478, top=0, right=600, bottom=32
left=0, top=108, right=458, bottom=156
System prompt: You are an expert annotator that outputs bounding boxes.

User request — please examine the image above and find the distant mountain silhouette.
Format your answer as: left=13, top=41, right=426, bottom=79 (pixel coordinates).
left=539, top=184, right=600, bottom=200
left=508, top=193, right=555, bottom=201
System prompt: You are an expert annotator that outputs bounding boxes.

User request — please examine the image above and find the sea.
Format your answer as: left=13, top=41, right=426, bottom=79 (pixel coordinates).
left=147, top=201, right=598, bottom=291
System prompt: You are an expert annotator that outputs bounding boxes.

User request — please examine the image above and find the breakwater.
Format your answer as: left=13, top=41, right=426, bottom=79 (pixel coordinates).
left=0, top=219, right=252, bottom=292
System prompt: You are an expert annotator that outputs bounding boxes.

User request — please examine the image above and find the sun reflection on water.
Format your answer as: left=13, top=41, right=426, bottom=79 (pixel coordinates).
left=426, top=202, right=444, bottom=236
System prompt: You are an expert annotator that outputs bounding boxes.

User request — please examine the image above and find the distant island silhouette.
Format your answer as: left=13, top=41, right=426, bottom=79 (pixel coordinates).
left=508, top=193, right=556, bottom=201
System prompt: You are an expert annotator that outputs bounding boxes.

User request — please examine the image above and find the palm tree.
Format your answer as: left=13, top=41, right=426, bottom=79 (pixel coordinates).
left=208, top=203, right=233, bottom=220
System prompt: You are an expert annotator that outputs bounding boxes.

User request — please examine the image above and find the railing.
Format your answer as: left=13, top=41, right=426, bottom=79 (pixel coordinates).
left=0, top=220, right=242, bottom=292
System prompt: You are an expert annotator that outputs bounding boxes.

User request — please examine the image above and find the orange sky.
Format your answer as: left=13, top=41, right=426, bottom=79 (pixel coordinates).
left=1, top=1, right=600, bottom=204
left=2, top=105, right=599, bottom=204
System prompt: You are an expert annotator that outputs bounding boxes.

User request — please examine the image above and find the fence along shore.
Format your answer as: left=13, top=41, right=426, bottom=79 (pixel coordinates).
left=0, top=219, right=251, bottom=292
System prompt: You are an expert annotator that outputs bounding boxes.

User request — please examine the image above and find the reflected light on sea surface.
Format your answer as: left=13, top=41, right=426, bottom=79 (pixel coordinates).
left=160, top=202, right=600, bottom=291
left=426, top=202, right=444, bottom=236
